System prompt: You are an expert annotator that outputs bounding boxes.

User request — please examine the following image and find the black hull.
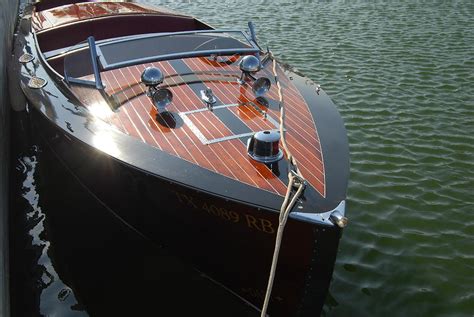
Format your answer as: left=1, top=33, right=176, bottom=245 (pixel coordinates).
left=30, top=106, right=342, bottom=316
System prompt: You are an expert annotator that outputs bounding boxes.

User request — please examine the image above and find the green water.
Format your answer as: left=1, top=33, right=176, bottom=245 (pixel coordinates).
left=147, top=1, right=474, bottom=315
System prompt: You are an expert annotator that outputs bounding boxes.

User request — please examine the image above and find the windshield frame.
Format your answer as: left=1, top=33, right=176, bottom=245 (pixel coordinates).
left=64, top=29, right=260, bottom=91
left=96, top=29, right=259, bottom=71
left=64, top=36, right=104, bottom=89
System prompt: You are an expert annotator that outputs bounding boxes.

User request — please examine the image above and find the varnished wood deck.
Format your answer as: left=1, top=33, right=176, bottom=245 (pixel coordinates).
left=70, top=57, right=325, bottom=197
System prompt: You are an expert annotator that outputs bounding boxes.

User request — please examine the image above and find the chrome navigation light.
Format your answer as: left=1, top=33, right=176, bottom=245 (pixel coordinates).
left=247, top=130, right=283, bottom=164
left=141, top=66, right=172, bottom=111
left=252, top=77, right=271, bottom=97
left=238, top=55, right=261, bottom=84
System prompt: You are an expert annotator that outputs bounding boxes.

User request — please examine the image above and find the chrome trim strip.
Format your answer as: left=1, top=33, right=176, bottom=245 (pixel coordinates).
left=180, top=114, right=209, bottom=145
left=207, top=131, right=274, bottom=145
left=102, top=48, right=258, bottom=71
left=87, top=36, right=104, bottom=90
left=290, top=200, right=346, bottom=226
left=180, top=111, right=281, bottom=145
left=180, top=103, right=239, bottom=115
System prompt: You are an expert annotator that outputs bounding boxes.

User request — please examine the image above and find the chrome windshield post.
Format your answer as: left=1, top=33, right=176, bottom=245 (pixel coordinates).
left=87, top=36, right=104, bottom=90
left=247, top=21, right=262, bottom=51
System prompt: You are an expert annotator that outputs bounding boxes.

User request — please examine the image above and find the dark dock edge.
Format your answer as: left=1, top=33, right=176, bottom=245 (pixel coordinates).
left=1, top=0, right=20, bottom=316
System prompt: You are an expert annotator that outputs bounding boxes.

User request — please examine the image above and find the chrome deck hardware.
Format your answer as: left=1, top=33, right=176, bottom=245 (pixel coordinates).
left=238, top=55, right=261, bottom=84
left=238, top=55, right=272, bottom=97
left=27, top=76, right=47, bottom=89
left=247, top=130, right=283, bottom=164
left=329, top=210, right=348, bottom=228
left=141, top=67, right=173, bottom=111
left=141, top=67, right=164, bottom=96
left=252, top=77, right=271, bottom=97
left=152, top=89, right=173, bottom=111
left=19, top=53, right=34, bottom=64
left=201, top=87, right=217, bottom=110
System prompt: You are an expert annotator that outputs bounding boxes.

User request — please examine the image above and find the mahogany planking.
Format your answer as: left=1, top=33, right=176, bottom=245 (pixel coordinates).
left=69, top=57, right=325, bottom=197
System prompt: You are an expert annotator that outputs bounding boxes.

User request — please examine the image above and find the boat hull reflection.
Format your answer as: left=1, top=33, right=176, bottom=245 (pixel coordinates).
left=15, top=123, right=259, bottom=316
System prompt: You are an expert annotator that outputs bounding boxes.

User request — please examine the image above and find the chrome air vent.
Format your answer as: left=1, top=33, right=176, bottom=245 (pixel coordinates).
left=141, top=67, right=164, bottom=96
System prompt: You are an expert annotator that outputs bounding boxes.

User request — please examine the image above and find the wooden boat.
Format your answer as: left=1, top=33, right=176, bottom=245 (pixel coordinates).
left=11, top=1, right=349, bottom=316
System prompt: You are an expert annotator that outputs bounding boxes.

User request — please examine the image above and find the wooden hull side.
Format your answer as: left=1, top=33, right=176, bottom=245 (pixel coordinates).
left=31, top=107, right=342, bottom=317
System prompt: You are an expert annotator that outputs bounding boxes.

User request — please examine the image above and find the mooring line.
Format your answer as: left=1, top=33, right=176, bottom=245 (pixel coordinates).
left=260, top=54, right=307, bottom=317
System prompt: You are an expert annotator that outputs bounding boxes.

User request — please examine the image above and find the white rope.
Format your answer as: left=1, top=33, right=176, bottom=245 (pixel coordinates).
left=260, top=54, right=306, bottom=317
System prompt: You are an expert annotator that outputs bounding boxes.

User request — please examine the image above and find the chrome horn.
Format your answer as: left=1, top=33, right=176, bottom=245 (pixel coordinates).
left=238, top=55, right=271, bottom=97
left=141, top=67, right=173, bottom=112
left=152, top=88, right=173, bottom=111
left=252, top=77, right=271, bottom=97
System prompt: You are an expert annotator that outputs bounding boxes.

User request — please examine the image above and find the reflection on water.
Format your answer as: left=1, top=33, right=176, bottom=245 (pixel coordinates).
left=10, top=115, right=86, bottom=317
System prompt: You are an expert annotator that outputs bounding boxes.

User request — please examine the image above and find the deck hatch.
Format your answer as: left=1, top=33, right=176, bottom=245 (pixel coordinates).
left=178, top=103, right=280, bottom=145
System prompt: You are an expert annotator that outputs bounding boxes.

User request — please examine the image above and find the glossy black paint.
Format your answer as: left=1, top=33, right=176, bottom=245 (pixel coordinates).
left=30, top=105, right=341, bottom=316
left=9, top=111, right=261, bottom=317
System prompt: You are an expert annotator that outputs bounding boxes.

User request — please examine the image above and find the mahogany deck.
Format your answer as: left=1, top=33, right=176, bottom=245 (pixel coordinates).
left=70, top=57, right=325, bottom=197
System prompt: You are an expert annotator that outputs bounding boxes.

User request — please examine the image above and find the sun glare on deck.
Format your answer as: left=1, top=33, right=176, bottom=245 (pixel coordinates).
left=92, top=131, right=121, bottom=157
left=88, top=103, right=113, bottom=121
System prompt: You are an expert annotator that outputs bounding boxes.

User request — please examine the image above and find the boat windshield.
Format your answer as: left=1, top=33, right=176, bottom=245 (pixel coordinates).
left=64, top=30, right=260, bottom=90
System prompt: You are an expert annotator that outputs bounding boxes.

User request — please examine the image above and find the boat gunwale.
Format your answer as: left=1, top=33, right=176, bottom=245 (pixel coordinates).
left=33, top=1, right=194, bottom=31
left=34, top=12, right=197, bottom=34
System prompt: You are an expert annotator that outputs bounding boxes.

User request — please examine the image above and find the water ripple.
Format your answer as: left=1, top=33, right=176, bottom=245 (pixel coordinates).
left=11, top=145, right=86, bottom=316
